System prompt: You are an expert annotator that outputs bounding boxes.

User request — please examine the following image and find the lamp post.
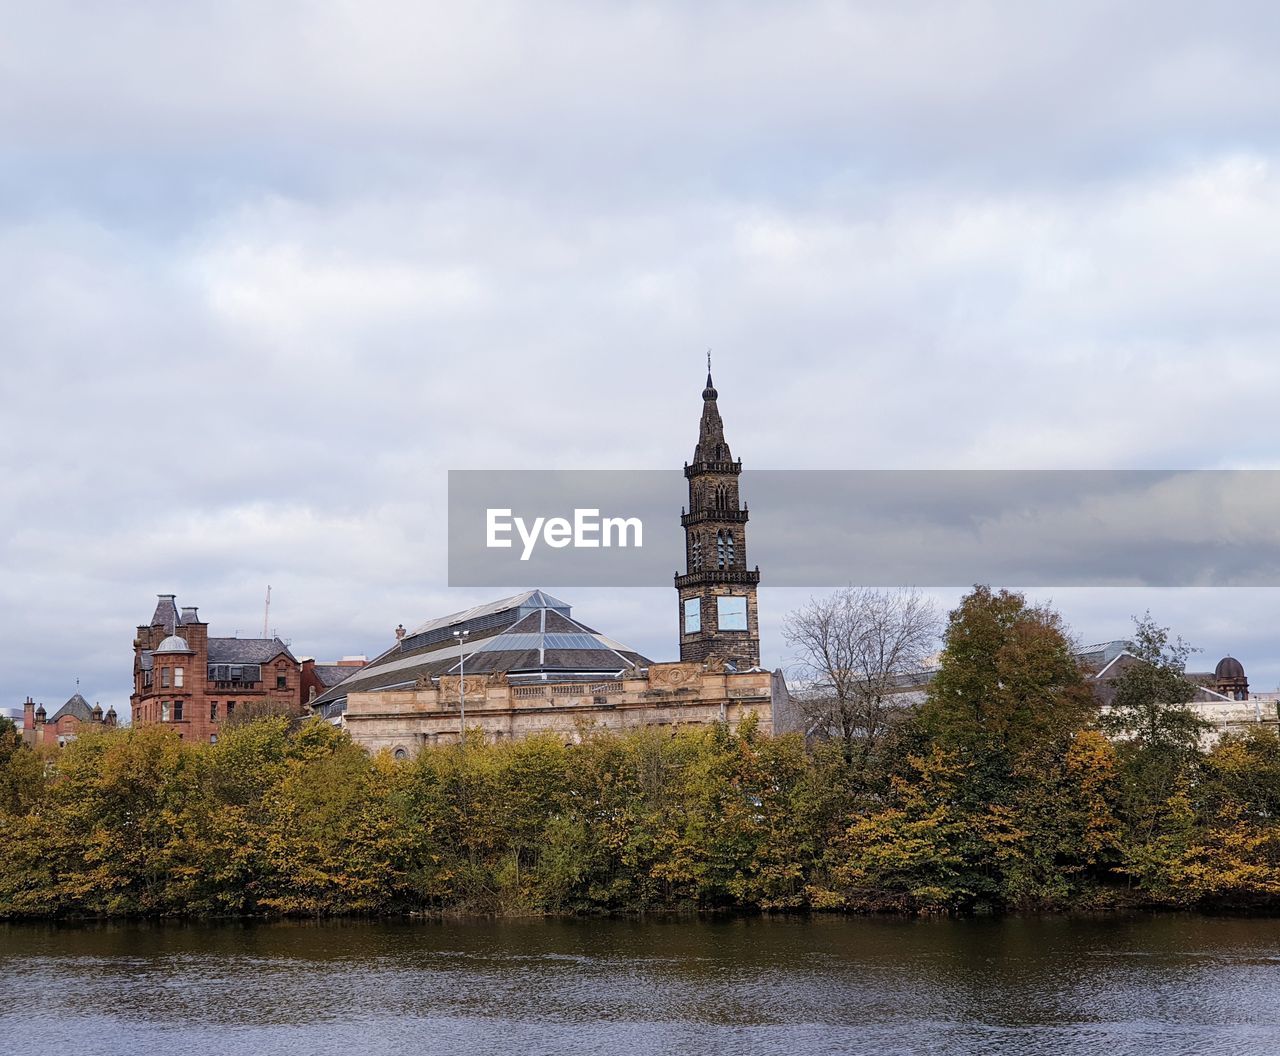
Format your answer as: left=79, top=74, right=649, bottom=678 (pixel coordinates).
left=452, top=628, right=470, bottom=744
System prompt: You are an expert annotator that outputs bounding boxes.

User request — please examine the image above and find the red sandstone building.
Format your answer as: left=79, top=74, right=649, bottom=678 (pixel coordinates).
left=132, top=595, right=318, bottom=743
left=21, top=692, right=118, bottom=747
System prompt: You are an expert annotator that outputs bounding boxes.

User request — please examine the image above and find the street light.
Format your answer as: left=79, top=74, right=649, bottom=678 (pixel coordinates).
left=452, top=628, right=470, bottom=744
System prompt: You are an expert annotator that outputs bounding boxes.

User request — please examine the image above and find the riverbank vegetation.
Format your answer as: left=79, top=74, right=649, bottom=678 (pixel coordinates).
left=3, top=586, right=1280, bottom=919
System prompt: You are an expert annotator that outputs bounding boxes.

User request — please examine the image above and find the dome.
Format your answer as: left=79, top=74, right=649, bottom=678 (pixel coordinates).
left=155, top=634, right=193, bottom=654
left=1215, top=655, right=1245, bottom=679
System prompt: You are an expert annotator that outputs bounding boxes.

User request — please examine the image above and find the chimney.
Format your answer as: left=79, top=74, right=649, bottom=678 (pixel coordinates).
left=23, top=696, right=34, bottom=730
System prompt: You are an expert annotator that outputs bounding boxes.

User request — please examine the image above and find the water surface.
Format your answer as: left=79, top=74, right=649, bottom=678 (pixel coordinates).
left=3, top=915, right=1279, bottom=1055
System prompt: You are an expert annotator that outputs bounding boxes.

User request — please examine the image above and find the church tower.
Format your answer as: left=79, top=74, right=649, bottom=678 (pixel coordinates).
left=675, top=362, right=761, bottom=668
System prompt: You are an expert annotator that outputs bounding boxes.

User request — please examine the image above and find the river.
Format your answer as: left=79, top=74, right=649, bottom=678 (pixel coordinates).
left=3, top=915, right=1279, bottom=1055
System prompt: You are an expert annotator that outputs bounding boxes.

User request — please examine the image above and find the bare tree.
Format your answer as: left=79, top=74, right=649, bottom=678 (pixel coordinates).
left=782, top=587, right=941, bottom=761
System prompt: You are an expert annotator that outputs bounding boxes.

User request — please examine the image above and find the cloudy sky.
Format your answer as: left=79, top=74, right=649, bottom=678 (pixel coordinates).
left=3, top=1, right=1280, bottom=717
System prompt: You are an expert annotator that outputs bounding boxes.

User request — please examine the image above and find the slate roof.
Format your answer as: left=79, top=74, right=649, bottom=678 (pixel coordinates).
left=47, top=693, right=94, bottom=724
left=207, top=637, right=297, bottom=664
left=149, top=595, right=179, bottom=635
left=314, top=664, right=360, bottom=688
left=310, top=590, right=651, bottom=714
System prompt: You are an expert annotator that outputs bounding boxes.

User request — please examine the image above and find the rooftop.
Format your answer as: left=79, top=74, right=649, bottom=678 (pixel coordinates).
left=311, top=590, right=651, bottom=714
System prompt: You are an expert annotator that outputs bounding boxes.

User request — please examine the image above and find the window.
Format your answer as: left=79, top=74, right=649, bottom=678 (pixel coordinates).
left=210, top=702, right=218, bottom=722
left=691, top=536, right=702, bottom=571
left=174, top=667, right=184, bottom=687
left=393, top=748, right=408, bottom=761
left=210, top=734, right=218, bottom=744
left=173, top=701, right=183, bottom=722
left=161, top=701, right=171, bottom=721
left=276, top=673, right=288, bottom=690
left=716, top=530, right=735, bottom=569
left=226, top=701, right=236, bottom=718
left=717, top=595, right=748, bottom=631
left=684, top=597, right=701, bottom=633
left=161, top=668, right=171, bottom=689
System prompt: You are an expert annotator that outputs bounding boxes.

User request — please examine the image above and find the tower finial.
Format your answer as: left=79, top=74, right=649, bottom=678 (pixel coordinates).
left=702, top=351, right=717, bottom=400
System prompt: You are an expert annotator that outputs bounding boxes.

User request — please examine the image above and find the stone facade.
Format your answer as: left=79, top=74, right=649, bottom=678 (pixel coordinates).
left=676, top=365, right=761, bottom=668
left=344, top=662, right=781, bottom=757
left=324, top=367, right=786, bottom=756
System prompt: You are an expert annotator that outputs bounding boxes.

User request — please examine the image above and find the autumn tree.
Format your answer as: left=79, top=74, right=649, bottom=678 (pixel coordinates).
left=921, top=586, right=1095, bottom=761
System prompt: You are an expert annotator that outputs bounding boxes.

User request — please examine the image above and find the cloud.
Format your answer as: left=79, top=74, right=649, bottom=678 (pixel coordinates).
left=3, top=1, right=1280, bottom=715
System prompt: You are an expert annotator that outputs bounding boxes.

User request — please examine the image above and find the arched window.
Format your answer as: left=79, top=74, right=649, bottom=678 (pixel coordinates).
left=716, top=531, right=727, bottom=569
left=726, top=533, right=735, bottom=567
left=393, top=747, right=408, bottom=761
left=691, top=536, right=702, bottom=571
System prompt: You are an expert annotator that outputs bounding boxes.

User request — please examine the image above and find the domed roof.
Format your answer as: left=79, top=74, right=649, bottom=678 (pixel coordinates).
left=154, top=634, right=193, bottom=654
left=1215, top=655, right=1245, bottom=679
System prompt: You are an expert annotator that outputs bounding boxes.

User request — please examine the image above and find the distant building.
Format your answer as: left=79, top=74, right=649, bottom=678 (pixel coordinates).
left=300, top=656, right=368, bottom=705
left=131, top=595, right=310, bottom=743
left=1073, top=642, right=1272, bottom=743
left=21, top=693, right=117, bottom=748
left=309, top=369, right=786, bottom=756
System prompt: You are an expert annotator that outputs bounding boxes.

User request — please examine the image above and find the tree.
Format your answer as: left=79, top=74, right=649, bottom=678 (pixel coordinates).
left=783, top=587, right=940, bottom=764
left=1097, top=612, right=1207, bottom=755
left=920, top=585, right=1095, bottom=760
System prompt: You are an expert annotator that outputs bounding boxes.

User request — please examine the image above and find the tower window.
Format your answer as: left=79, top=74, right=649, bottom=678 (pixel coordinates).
left=161, top=668, right=170, bottom=689
left=173, top=700, right=184, bottom=722
left=716, top=531, right=726, bottom=569
left=174, top=667, right=184, bottom=688
left=684, top=598, right=701, bottom=633
left=691, top=537, right=702, bottom=571
left=726, top=532, right=735, bottom=567
left=161, top=701, right=171, bottom=721
left=717, top=595, right=748, bottom=631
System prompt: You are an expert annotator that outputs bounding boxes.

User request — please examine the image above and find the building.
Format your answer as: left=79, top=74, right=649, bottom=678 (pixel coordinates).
left=310, top=368, right=787, bottom=755
left=131, top=595, right=309, bottom=742
left=21, top=693, right=117, bottom=748
left=1079, top=642, right=1274, bottom=742
left=300, top=656, right=368, bottom=705
left=676, top=366, right=761, bottom=668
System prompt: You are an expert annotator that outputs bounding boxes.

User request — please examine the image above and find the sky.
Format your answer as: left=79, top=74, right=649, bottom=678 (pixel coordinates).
left=3, top=1, right=1280, bottom=718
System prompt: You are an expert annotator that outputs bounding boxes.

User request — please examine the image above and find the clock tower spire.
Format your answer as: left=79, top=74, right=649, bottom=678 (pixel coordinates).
left=675, top=361, right=761, bottom=668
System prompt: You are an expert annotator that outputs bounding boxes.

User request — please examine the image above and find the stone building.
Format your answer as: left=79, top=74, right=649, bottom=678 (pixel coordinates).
left=311, top=368, right=787, bottom=755
left=1071, top=642, right=1272, bottom=744
left=21, top=692, right=117, bottom=748
left=676, top=366, right=761, bottom=668
left=131, top=595, right=309, bottom=742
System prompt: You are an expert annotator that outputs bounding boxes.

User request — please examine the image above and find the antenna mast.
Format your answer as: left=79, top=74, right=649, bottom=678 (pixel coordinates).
left=263, top=585, right=272, bottom=638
